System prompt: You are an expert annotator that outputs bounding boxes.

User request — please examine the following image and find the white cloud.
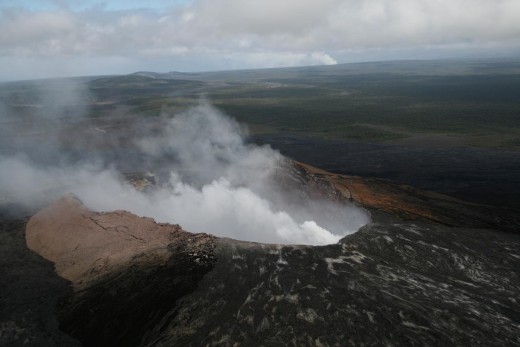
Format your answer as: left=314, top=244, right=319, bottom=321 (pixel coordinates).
left=0, top=0, right=519, bottom=79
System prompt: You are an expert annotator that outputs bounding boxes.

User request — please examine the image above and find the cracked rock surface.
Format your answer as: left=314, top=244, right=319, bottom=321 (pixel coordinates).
left=25, top=194, right=195, bottom=288
left=143, top=224, right=520, bottom=346
left=24, top=194, right=217, bottom=346
left=18, top=193, right=520, bottom=346
left=4, top=163, right=520, bottom=346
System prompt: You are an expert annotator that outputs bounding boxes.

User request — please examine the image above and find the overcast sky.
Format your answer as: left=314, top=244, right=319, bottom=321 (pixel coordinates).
left=1, top=0, right=519, bottom=81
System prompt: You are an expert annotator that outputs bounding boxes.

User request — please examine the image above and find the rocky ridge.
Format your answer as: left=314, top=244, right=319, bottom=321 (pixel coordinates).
left=144, top=223, right=520, bottom=346
left=25, top=194, right=211, bottom=289
left=1, top=162, right=519, bottom=346
left=24, top=194, right=216, bottom=346
left=292, top=161, right=520, bottom=232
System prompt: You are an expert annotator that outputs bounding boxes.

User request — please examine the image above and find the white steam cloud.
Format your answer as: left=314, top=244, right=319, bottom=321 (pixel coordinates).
left=0, top=86, right=369, bottom=245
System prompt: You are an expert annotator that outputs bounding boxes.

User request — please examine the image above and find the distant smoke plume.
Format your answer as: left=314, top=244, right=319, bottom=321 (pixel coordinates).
left=0, top=83, right=369, bottom=245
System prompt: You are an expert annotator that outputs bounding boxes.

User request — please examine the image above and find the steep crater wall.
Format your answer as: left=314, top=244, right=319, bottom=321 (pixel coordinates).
left=25, top=195, right=217, bottom=346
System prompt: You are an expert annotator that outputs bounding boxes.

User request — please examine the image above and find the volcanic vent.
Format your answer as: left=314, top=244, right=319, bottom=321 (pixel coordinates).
left=2, top=103, right=370, bottom=245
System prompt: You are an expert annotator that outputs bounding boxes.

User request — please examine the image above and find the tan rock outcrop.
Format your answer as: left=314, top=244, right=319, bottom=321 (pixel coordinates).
left=25, top=194, right=183, bottom=288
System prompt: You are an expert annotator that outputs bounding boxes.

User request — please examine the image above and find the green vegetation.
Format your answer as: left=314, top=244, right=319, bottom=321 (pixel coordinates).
left=87, top=74, right=204, bottom=116
left=2, top=59, right=520, bottom=149
left=204, top=72, right=520, bottom=147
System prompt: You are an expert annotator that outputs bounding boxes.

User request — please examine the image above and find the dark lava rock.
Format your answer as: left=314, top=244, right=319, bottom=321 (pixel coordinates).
left=0, top=218, right=80, bottom=347
left=5, top=163, right=520, bottom=346
left=142, top=223, right=520, bottom=346
left=58, top=238, right=217, bottom=347
left=292, top=161, right=520, bottom=233
left=23, top=195, right=218, bottom=346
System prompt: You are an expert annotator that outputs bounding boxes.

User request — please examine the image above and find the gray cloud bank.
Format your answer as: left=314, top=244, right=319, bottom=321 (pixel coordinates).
left=1, top=0, right=520, bottom=80
left=0, top=82, right=369, bottom=244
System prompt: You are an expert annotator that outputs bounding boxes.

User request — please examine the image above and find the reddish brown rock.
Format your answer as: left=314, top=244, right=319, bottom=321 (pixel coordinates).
left=293, top=161, right=520, bottom=231
left=26, top=194, right=196, bottom=288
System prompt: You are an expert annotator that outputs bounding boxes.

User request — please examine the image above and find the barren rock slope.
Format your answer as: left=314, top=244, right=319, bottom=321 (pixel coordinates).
left=26, top=194, right=189, bottom=288
left=19, top=193, right=520, bottom=346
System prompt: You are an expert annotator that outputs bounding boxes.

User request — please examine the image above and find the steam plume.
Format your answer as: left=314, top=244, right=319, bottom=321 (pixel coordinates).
left=0, top=84, right=369, bottom=245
